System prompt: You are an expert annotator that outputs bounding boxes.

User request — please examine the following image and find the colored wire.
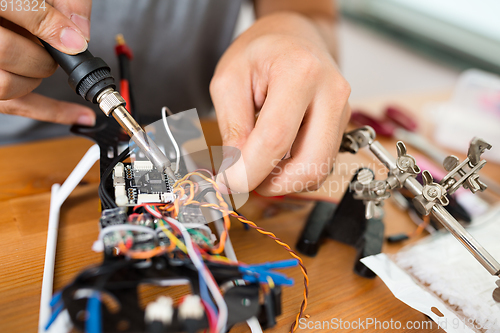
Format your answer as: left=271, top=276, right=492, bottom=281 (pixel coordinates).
left=144, top=205, right=163, bottom=219
left=118, top=243, right=165, bottom=259
left=165, top=217, right=227, bottom=333
left=157, top=219, right=187, bottom=253
left=155, top=222, right=212, bottom=246
left=181, top=223, right=213, bottom=235
left=186, top=201, right=309, bottom=333
left=193, top=168, right=214, bottom=179
left=85, top=291, right=102, bottom=333
left=199, top=269, right=218, bottom=322
left=102, top=166, right=306, bottom=332
left=200, top=299, right=217, bottom=333
left=170, top=172, right=231, bottom=255
left=187, top=229, right=212, bottom=246
left=98, top=224, right=158, bottom=244
left=162, top=107, right=180, bottom=174
left=170, top=170, right=309, bottom=331
left=195, top=187, right=217, bottom=202
left=221, top=207, right=308, bottom=333
left=410, top=214, right=431, bottom=238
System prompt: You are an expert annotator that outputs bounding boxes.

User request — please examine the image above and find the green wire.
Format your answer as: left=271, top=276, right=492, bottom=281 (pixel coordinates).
left=187, top=228, right=212, bottom=245
left=156, top=218, right=211, bottom=246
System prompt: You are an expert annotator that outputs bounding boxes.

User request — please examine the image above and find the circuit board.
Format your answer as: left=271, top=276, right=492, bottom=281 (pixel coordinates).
left=113, top=160, right=175, bottom=207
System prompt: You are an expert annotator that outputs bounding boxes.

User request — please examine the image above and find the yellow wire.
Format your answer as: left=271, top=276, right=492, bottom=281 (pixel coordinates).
left=169, top=172, right=232, bottom=255
left=175, top=179, right=196, bottom=204
left=211, top=255, right=232, bottom=262
left=158, top=220, right=188, bottom=253
left=184, top=199, right=309, bottom=333
left=266, top=276, right=275, bottom=289
left=158, top=171, right=307, bottom=332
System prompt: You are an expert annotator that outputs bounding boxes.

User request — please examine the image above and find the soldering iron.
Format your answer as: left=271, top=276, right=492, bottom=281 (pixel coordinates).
left=39, top=40, right=176, bottom=179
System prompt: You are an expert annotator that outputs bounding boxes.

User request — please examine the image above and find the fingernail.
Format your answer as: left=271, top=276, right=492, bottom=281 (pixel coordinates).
left=70, top=14, right=91, bottom=40
left=215, top=175, right=231, bottom=195
left=60, top=27, right=88, bottom=53
left=77, top=114, right=95, bottom=126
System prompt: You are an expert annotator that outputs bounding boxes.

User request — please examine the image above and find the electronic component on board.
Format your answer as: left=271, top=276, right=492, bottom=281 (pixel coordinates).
left=133, top=160, right=154, bottom=171
left=41, top=36, right=308, bottom=332
left=112, top=162, right=175, bottom=206
left=179, top=206, right=207, bottom=224
left=50, top=161, right=304, bottom=333
left=100, top=207, right=127, bottom=228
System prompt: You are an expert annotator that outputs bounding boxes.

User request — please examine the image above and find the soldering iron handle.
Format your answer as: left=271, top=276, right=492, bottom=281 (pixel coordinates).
left=39, top=39, right=93, bottom=75
left=39, top=39, right=115, bottom=103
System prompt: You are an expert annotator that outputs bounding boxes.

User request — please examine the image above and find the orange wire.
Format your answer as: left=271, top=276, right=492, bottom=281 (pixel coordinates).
left=125, top=171, right=309, bottom=332
left=166, top=172, right=232, bottom=255
left=410, top=215, right=431, bottom=238
left=170, top=172, right=308, bottom=332
left=187, top=200, right=309, bottom=333
left=117, top=235, right=177, bottom=259
left=223, top=208, right=308, bottom=332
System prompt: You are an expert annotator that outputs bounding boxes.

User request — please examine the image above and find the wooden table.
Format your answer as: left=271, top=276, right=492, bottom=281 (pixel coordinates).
left=1, top=91, right=498, bottom=332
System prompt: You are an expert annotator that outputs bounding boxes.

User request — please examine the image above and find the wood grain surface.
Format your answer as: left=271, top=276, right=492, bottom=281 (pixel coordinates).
left=1, top=91, right=498, bottom=332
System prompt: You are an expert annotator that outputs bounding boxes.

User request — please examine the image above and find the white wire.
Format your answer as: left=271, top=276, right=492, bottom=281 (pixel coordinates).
left=98, top=225, right=159, bottom=242
left=165, top=217, right=228, bottom=333
left=143, top=278, right=191, bottom=287
left=162, top=106, right=180, bottom=174
left=247, top=316, right=264, bottom=333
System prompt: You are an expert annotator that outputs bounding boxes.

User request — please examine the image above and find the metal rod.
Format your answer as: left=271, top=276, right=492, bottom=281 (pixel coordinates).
left=111, top=105, right=175, bottom=179
left=394, top=128, right=500, bottom=196
left=431, top=205, right=500, bottom=276
left=404, top=177, right=423, bottom=197
left=369, top=141, right=397, bottom=171
left=368, top=138, right=500, bottom=277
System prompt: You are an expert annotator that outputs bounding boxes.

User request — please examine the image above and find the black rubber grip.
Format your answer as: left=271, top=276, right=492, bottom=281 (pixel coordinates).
left=40, top=40, right=115, bottom=103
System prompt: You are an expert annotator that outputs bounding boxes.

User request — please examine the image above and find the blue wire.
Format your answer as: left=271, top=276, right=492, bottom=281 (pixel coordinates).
left=198, top=268, right=218, bottom=316
left=49, top=291, right=62, bottom=307
left=85, top=292, right=102, bottom=333
left=44, top=302, right=64, bottom=331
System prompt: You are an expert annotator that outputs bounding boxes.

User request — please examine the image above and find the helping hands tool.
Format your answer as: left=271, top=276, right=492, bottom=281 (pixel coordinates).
left=341, top=127, right=500, bottom=281
left=351, top=106, right=500, bottom=195
left=39, top=41, right=175, bottom=179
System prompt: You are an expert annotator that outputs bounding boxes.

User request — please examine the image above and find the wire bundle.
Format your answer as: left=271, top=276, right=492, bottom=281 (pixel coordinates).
left=99, top=169, right=309, bottom=332
left=166, top=172, right=309, bottom=332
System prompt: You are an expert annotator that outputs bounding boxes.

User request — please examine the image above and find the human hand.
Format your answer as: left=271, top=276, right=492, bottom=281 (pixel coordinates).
left=211, top=12, right=351, bottom=195
left=0, top=0, right=95, bottom=125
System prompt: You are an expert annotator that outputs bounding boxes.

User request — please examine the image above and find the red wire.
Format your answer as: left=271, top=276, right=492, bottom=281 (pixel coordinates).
left=200, top=299, right=217, bottom=333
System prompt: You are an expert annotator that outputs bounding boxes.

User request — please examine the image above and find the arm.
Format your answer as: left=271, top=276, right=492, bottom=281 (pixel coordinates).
left=253, top=0, right=339, bottom=60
